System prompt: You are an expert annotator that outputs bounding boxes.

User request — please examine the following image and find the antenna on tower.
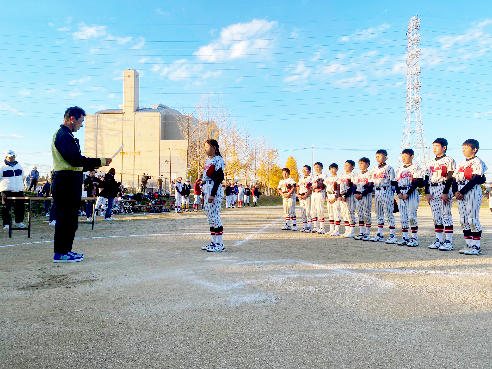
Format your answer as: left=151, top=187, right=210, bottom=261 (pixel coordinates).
left=401, top=16, right=427, bottom=166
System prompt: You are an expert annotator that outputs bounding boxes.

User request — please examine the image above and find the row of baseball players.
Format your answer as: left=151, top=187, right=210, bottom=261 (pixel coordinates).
left=277, top=138, right=487, bottom=255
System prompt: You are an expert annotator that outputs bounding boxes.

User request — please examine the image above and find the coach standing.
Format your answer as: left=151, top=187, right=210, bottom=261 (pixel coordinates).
left=51, top=106, right=111, bottom=263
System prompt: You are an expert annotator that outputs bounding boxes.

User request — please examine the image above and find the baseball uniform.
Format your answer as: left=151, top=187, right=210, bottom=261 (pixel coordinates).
left=278, top=177, right=297, bottom=230
left=311, top=172, right=328, bottom=233
left=297, top=174, right=313, bottom=232
left=354, top=170, right=373, bottom=239
left=237, top=186, right=245, bottom=207
left=339, top=171, right=356, bottom=237
left=371, top=163, right=396, bottom=241
left=175, top=180, right=183, bottom=213
left=325, top=174, right=341, bottom=235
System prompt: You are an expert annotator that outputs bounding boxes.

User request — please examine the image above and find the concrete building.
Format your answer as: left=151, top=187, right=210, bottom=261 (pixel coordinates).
left=84, top=69, right=188, bottom=191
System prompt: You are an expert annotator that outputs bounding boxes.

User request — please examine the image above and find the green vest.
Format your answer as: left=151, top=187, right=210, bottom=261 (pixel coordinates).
left=51, top=130, right=83, bottom=172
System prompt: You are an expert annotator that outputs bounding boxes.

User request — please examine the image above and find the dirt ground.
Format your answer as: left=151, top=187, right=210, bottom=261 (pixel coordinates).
left=1, top=203, right=492, bottom=368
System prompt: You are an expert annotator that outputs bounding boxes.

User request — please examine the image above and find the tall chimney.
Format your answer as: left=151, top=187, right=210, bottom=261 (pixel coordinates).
left=123, top=69, right=139, bottom=113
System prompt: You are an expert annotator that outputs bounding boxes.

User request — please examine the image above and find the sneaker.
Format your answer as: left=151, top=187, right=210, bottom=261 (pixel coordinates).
left=49, top=220, right=56, bottom=226
left=330, top=231, right=341, bottom=237
left=371, top=234, right=385, bottom=242
left=362, top=234, right=371, bottom=241
left=459, top=245, right=472, bottom=254
left=317, top=229, right=326, bottom=235
left=407, top=238, right=419, bottom=247
left=206, top=243, right=225, bottom=252
left=311, top=228, right=318, bottom=233
left=86, top=217, right=93, bottom=222
left=53, top=252, right=84, bottom=263
left=344, top=232, right=355, bottom=238
left=202, top=242, right=214, bottom=251
left=45, top=212, right=50, bottom=217
left=438, top=240, right=453, bottom=251
left=3, top=224, right=9, bottom=230
left=397, top=238, right=409, bottom=246
left=385, top=236, right=398, bottom=244
left=354, top=234, right=365, bottom=240
left=428, top=239, right=441, bottom=249
left=463, top=245, right=481, bottom=255
left=281, top=224, right=291, bottom=230
left=303, top=228, right=312, bottom=233
left=292, top=226, right=297, bottom=231
left=104, top=217, right=115, bottom=221
left=15, top=222, right=27, bottom=229
left=68, top=251, right=84, bottom=259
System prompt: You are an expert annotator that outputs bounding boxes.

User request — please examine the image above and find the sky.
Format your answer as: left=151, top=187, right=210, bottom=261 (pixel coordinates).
left=1, top=0, right=492, bottom=178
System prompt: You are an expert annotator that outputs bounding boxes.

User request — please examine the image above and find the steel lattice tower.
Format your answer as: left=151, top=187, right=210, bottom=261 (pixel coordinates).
left=401, top=16, right=427, bottom=166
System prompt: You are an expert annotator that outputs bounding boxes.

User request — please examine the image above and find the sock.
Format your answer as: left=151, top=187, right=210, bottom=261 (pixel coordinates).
left=378, top=224, right=383, bottom=236
left=350, top=223, right=355, bottom=234
left=365, top=224, right=371, bottom=235
left=402, top=228, right=408, bottom=240
left=411, top=226, right=418, bottom=240
left=312, top=217, right=318, bottom=229
left=292, top=216, right=297, bottom=227
left=445, top=226, right=453, bottom=242
left=359, top=221, right=364, bottom=234
left=435, top=225, right=444, bottom=242
left=344, top=221, right=350, bottom=233
left=320, top=219, right=324, bottom=231
left=308, top=219, right=312, bottom=229
left=329, top=220, right=335, bottom=232
left=303, top=221, right=307, bottom=229
left=334, top=223, right=340, bottom=233
left=285, top=217, right=290, bottom=226
left=389, top=226, right=396, bottom=237
left=472, top=231, right=481, bottom=248
left=211, top=232, right=217, bottom=244
left=216, top=232, right=223, bottom=245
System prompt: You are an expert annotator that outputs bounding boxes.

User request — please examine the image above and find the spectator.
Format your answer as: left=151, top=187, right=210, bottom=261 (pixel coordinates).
left=1, top=150, right=26, bottom=229
left=28, top=166, right=39, bottom=191
left=157, top=176, right=163, bottom=195
left=141, top=173, right=149, bottom=193
left=24, top=174, right=31, bottom=190
left=51, top=106, right=111, bottom=263
left=100, top=168, right=120, bottom=220
left=252, top=185, right=261, bottom=206
left=244, top=185, right=251, bottom=206
left=41, top=177, right=52, bottom=218
left=83, top=170, right=101, bottom=221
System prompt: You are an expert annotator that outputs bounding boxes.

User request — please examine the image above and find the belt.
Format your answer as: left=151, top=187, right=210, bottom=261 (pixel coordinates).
left=326, top=191, right=335, bottom=194
left=399, top=186, right=410, bottom=190
left=430, top=182, right=444, bottom=186
left=375, top=186, right=389, bottom=190
left=457, top=181, right=467, bottom=185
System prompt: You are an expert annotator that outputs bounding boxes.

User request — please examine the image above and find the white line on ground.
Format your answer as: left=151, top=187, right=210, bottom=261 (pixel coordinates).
left=233, top=219, right=281, bottom=247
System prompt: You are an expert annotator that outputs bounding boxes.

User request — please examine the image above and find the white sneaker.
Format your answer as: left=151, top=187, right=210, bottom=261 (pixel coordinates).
left=353, top=233, right=364, bottom=240
left=15, top=222, right=27, bottom=229
left=311, top=228, right=318, bottom=233
left=463, top=245, right=481, bottom=255
left=206, top=243, right=225, bottom=252
left=362, top=234, right=371, bottom=241
left=303, top=228, right=312, bottom=233
left=281, top=224, right=291, bottom=230
left=438, top=240, right=453, bottom=251
left=45, top=212, right=50, bottom=217
left=86, top=217, right=93, bottom=222
left=49, top=220, right=56, bottom=226
left=104, top=217, right=115, bottom=221
left=459, top=245, right=472, bottom=254
left=428, top=239, right=441, bottom=249
left=371, top=234, right=385, bottom=242
left=292, top=226, right=297, bottom=231
left=397, top=238, right=409, bottom=246
left=385, top=236, right=398, bottom=244
left=317, top=229, right=326, bottom=235
left=3, top=224, right=9, bottom=230
left=330, top=231, right=341, bottom=237
left=344, top=232, right=355, bottom=238
left=407, top=238, right=419, bottom=247
left=202, top=242, right=214, bottom=251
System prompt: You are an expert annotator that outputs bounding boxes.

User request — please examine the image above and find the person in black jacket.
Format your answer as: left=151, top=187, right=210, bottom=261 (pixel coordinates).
left=83, top=170, right=101, bottom=221
left=51, top=106, right=111, bottom=263
left=100, top=168, right=120, bottom=220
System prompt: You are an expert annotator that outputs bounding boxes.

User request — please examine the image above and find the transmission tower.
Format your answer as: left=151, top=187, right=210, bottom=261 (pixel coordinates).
left=401, top=16, right=427, bottom=166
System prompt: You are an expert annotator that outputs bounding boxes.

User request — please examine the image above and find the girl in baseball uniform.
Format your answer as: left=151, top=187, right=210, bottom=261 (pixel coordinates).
left=201, top=139, right=225, bottom=252
left=424, top=138, right=456, bottom=251
left=395, top=149, right=423, bottom=247
left=371, top=149, right=397, bottom=243
left=354, top=157, right=374, bottom=241
left=339, top=160, right=357, bottom=238
left=453, top=139, right=487, bottom=255
left=278, top=168, right=297, bottom=231
left=310, top=162, right=328, bottom=234
left=326, top=163, right=342, bottom=236
left=297, top=165, right=313, bottom=232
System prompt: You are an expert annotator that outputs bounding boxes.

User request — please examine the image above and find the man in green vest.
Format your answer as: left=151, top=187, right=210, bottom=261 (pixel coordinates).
left=51, top=106, right=112, bottom=263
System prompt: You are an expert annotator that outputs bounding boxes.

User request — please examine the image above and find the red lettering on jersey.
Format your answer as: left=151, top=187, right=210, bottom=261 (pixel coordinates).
left=398, top=171, right=413, bottom=181
left=373, top=172, right=386, bottom=179
left=430, top=164, right=448, bottom=177
left=357, top=177, right=368, bottom=184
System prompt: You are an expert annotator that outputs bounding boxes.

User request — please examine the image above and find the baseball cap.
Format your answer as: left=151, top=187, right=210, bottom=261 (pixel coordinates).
left=5, top=150, right=15, bottom=157
left=433, top=138, right=448, bottom=147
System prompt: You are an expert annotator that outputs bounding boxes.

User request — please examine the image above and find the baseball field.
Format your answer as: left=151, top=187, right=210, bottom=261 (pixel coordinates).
left=1, top=202, right=492, bottom=368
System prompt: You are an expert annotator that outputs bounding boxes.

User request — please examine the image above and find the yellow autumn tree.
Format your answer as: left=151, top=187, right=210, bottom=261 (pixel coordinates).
left=285, top=156, right=300, bottom=182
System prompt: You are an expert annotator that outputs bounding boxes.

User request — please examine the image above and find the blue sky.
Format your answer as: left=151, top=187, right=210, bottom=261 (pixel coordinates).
left=1, top=0, right=491, bottom=177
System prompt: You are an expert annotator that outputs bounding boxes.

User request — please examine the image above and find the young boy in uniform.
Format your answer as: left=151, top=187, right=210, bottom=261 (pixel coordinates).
left=297, top=165, right=313, bottom=232
left=371, top=149, right=397, bottom=243
left=339, top=160, right=357, bottom=238
left=394, top=149, right=423, bottom=246
left=311, top=162, right=328, bottom=234
left=278, top=168, right=297, bottom=231
left=425, top=138, right=456, bottom=251
left=354, top=157, right=374, bottom=241
left=453, top=139, right=487, bottom=255
left=326, top=163, right=341, bottom=236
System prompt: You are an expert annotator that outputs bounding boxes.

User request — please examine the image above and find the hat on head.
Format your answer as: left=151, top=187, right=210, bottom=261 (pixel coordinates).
left=186, top=178, right=190, bottom=182
left=5, top=150, right=15, bottom=157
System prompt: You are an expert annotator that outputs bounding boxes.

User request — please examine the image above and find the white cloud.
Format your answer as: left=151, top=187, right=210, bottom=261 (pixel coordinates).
left=320, top=62, right=349, bottom=75
left=194, top=19, right=277, bottom=62
left=0, top=103, right=25, bottom=116
left=476, top=19, right=492, bottom=28
left=156, top=8, right=170, bottom=16
left=108, top=94, right=118, bottom=99
left=340, top=24, right=390, bottom=42
left=57, top=26, right=71, bottom=32
left=0, top=134, right=24, bottom=139
left=334, top=72, right=367, bottom=88
left=131, top=37, right=145, bottom=50
left=19, top=89, right=31, bottom=97
left=284, top=61, right=311, bottom=83
left=67, top=89, right=83, bottom=99
left=69, top=77, right=92, bottom=85
left=474, top=110, right=492, bottom=118
left=73, top=24, right=108, bottom=40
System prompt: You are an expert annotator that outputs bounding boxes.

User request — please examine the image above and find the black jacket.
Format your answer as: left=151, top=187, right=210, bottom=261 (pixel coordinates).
left=100, top=173, right=119, bottom=198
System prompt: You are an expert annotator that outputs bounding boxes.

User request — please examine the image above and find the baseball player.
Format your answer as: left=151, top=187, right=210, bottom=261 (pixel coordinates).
left=311, top=162, right=328, bottom=234
left=453, top=139, right=487, bottom=255
left=326, top=163, right=341, bottom=236
left=339, top=160, right=357, bottom=238
left=278, top=168, right=297, bottom=231
left=371, top=149, right=397, bottom=243
left=425, top=138, right=456, bottom=251
left=297, top=165, right=313, bottom=232
left=237, top=184, right=245, bottom=208
left=174, top=177, right=183, bottom=213
left=182, top=179, right=191, bottom=212
left=394, top=149, right=423, bottom=247
left=201, top=139, right=225, bottom=252
left=193, top=178, right=202, bottom=211
left=354, top=157, right=374, bottom=241
left=244, top=185, right=251, bottom=206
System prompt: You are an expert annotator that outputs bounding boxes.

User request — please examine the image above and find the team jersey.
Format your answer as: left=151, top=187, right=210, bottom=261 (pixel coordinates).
left=202, top=155, right=225, bottom=182
left=453, top=156, right=488, bottom=183
left=175, top=181, right=184, bottom=194
left=370, top=164, right=395, bottom=187
left=297, top=175, right=312, bottom=195
left=395, top=164, right=423, bottom=187
left=325, top=175, right=339, bottom=194
left=424, top=156, right=456, bottom=184
left=311, top=172, right=328, bottom=192
left=278, top=177, right=296, bottom=198
left=338, top=172, right=355, bottom=195
left=354, top=171, right=371, bottom=193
